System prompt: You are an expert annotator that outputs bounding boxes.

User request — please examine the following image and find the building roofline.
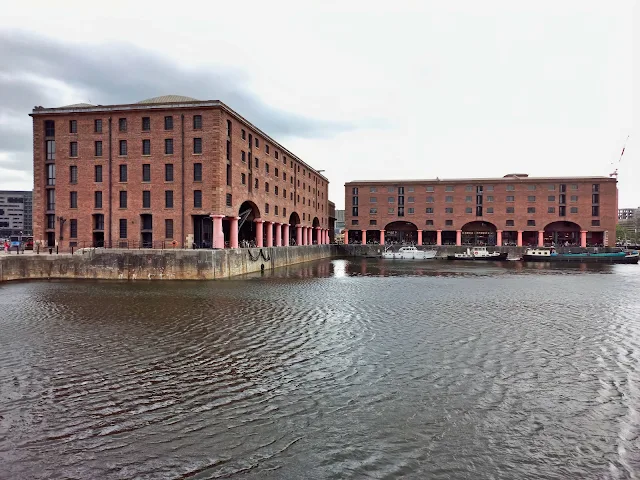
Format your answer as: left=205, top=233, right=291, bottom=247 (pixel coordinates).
left=345, top=176, right=616, bottom=186
left=30, top=100, right=329, bottom=183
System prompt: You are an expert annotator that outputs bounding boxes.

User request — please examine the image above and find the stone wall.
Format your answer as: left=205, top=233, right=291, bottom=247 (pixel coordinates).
left=0, top=245, right=334, bottom=283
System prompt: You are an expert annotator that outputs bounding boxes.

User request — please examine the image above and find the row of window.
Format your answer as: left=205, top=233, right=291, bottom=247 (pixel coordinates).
left=363, top=194, right=597, bottom=204
left=65, top=163, right=203, bottom=184
left=63, top=217, right=173, bottom=239
left=67, top=138, right=203, bottom=158
left=68, top=190, right=204, bottom=210
left=72, top=116, right=203, bottom=134
left=352, top=219, right=603, bottom=227
left=355, top=184, right=600, bottom=194
left=362, top=206, right=595, bottom=215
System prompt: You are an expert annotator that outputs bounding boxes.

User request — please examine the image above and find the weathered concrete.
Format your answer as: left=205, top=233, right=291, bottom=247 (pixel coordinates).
left=0, top=246, right=335, bottom=283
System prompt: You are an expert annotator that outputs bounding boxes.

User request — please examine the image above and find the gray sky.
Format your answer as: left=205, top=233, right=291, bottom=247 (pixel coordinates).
left=0, top=0, right=636, bottom=209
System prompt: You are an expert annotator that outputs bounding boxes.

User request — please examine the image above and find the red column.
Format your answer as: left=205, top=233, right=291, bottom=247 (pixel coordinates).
left=379, top=230, right=385, bottom=245
left=229, top=216, right=239, bottom=248
left=274, top=223, right=282, bottom=247
left=417, top=230, right=423, bottom=245
left=436, top=230, right=442, bottom=246
left=254, top=219, right=263, bottom=247
left=308, top=227, right=312, bottom=245
left=580, top=230, right=587, bottom=247
left=283, top=224, right=290, bottom=246
left=517, top=230, right=523, bottom=247
left=538, top=230, right=544, bottom=246
left=265, top=221, right=273, bottom=247
left=456, top=230, right=462, bottom=246
left=211, top=214, right=225, bottom=249
left=496, top=229, right=503, bottom=246
left=361, top=229, right=367, bottom=245
left=344, top=230, right=349, bottom=245
left=296, top=225, right=303, bottom=246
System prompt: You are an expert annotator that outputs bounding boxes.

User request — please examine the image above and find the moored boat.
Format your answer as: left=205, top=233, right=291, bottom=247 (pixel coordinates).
left=381, top=246, right=437, bottom=260
left=522, top=247, right=640, bottom=264
left=446, top=247, right=508, bottom=261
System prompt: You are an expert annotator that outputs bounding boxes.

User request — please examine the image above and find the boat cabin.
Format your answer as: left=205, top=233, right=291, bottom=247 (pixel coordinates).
left=524, top=247, right=556, bottom=257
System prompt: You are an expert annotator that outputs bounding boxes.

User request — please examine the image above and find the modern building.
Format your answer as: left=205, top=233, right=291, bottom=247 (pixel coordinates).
left=328, top=200, right=336, bottom=243
left=0, top=190, right=33, bottom=238
left=344, top=174, right=617, bottom=247
left=618, top=208, right=638, bottom=221
left=335, top=209, right=345, bottom=233
left=31, top=96, right=331, bottom=249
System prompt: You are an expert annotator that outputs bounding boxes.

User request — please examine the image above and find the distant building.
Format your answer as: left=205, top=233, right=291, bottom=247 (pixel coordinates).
left=344, top=174, right=617, bottom=247
left=618, top=208, right=638, bottom=221
left=335, top=209, right=345, bottom=233
left=0, top=190, right=33, bottom=238
left=328, top=201, right=336, bottom=243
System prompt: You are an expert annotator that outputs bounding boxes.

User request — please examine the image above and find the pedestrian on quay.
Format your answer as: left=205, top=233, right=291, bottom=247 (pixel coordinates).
left=3, top=239, right=8, bottom=253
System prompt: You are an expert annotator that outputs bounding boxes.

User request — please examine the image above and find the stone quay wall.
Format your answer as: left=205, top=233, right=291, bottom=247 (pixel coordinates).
left=0, top=245, right=334, bottom=283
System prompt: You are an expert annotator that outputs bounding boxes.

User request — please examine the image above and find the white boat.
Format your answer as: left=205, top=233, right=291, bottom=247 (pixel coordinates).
left=446, top=247, right=508, bottom=261
left=381, top=246, right=437, bottom=260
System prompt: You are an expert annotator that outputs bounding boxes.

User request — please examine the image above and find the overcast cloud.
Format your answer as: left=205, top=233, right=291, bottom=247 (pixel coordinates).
left=0, top=0, right=636, bottom=208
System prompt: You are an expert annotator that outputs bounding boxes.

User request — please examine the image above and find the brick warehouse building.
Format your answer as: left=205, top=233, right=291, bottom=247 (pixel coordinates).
left=344, top=174, right=617, bottom=248
left=31, top=95, right=331, bottom=250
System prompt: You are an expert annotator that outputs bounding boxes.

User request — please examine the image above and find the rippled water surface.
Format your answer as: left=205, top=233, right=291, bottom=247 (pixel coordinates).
left=1, top=259, right=640, bottom=479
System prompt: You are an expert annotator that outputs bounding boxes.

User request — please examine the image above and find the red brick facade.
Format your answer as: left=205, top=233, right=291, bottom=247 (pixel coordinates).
left=344, top=175, right=617, bottom=247
left=31, top=98, right=330, bottom=249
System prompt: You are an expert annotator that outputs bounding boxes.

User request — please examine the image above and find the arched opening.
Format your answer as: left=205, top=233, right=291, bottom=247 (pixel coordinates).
left=461, top=221, right=497, bottom=246
left=289, top=212, right=300, bottom=246
left=384, top=221, right=417, bottom=245
left=239, top=201, right=260, bottom=245
left=544, top=221, right=581, bottom=246
left=312, top=217, right=320, bottom=244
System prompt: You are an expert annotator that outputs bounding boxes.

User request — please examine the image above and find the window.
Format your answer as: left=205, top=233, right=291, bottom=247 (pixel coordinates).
left=46, top=140, right=56, bottom=160
left=485, top=196, right=493, bottom=202
left=548, top=195, right=555, bottom=201
left=548, top=184, right=556, bottom=191
left=69, top=165, right=77, bottom=184
left=165, top=164, right=174, bottom=182
left=164, top=116, right=173, bottom=130
left=485, top=185, right=494, bottom=192
left=527, top=207, right=535, bottom=214
left=165, top=219, right=174, bottom=239
left=426, top=196, right=434, bottom=203
left=265, top=182, right=270, bottom=193
left=592, top=206, right=599, bottom=216
left=255, top=138, right=259, bottom=148
left=119, top=191, right=127, bottom=208
left=142, top=139, right=151, bottom=155
left=241, top=151, right=246, bottom=163
left=241, top=173, right=246, bottom=185
left=119, top=219, right=128, bottom=239
left=506, top=220, right=514, bottom=227
left=408, top=208, right=415, bottom=214
left=592, top=194, right=599, bottom=204
left=70, top=142, right=78, bottom=157
left=283, top=188, right=286, bottom=198
left=241, top=129, right=246, bottom=140
left=527, top=185, right=536, bottom=191
left=370, top=208, right=378, bottom=214
left=254, top=157, right=259, bottom=168
left=142, top=164, right=151, bottom=182
left=369, top=219, right=377, bottom=226
left=95, top=119, right=102, bottom=133
left=445, top=196, right=453, bottom=203
left=486, top=207, right=494, bottom=214
left=571, top=184, right=578, bottom=190
left=388, top=207, right=395, bottom=214
left=274, top=186, right=279, bottom=195
left=119, top=164, right=128, bottom=182
left=165, top=190, right=174, bottom=208
left=351, top=219, right=359, bottom=225
left=527, top=196, right=536, bottom=202
left=370, top=187, right=377, bottom=193
left=354, top=206, right=362, bottom=216
left=274, top=206, right=278, bottom=216
left=426, top=207, right=434, bottom=214
left=506, top=185, right=515, bottom=191
left=548, top=207, right=555, bottom=213
left=559, top=206, right=566, bottom=216
left=226, top=164, right=232, bottom=186
left=559, top=194, right=566, bottom=204
left=142, top=117, right=150, bottom=131
left=193, top=138, right=202, bottom=154
left=569, top=195, right=578, bottom=202
left=266, top=163, right=269, bottom=174
left=388, top=197, right=395, bottom=203
left=165, top=139, right=174, bottom=155
left=560, top=184, right=567, bottom=193
left=592, top=184, right=600, bottom=193
left=254, top=178, right=259, bottom=190
left=143, top=191, right=151, bottom=208
left=70, top=191, right=78, bottom=209
left=506, top=196, right=515, bottom=202
left=194, top=190, right=202, bottom=208
left=465, top=196, right=472, bottom=202
left=408, top=196, right=415, bottom=203
left=506, top=207, right=515, bottom=214
left=283, top=172, right=286, bottom=181
left=445, top=186, right=454, bottom=192
left=370, top=197, right=377, bottom=203
left=527, top=220, right=535, bottom=226
left=194, top=163, right=202, bottom=182
left=95, top=141, right=103, bottom=157
left=426, top=186, right=434, bottom=192
left=226, top=193, right=232, bottom=207
left=70, top=219, right=77, bottom=238
left=265, top=145, right=270, bottom=154
left=283, top=207, right=286, bottom=217
left=445, top=220, right=453, bottom=226
left=47, top=190, right=55, bottom=211
left=119, top=140, right=127, bottom=156
left=426, top=220, right=434, bottom=226
left=265, top=203, right=270, bottom=214
left=94, top=165, right=102, bottom=182
left=45, top=120, right=55, bottom=136
left=591, top=220, right=600, bottom=226
left=69, top=120, right=77, bottom=133
left=570, top=207, right=578, bottom=214
left=275, top=167, right=279, bottom=177
left=94, top=191, right=102, bottom=209
left=465, top=207, right=472, bottom=213
left=443, top=207, right=454, bottom=214
left=465, top=185, right=473, bottom=192
left=46, top=164, right=56, bottom=186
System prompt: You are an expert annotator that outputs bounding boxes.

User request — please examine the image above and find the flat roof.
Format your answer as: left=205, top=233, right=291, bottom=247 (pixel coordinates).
left=345, top=175, right=615, bottom=185
left=30, top=100, right=329, bottom=183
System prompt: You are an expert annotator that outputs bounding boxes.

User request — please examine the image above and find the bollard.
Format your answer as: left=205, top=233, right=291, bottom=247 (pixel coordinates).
left=56, top=246, right=59, bottom=255
left=36, top=245, right=39, bottom=255
left=71, top=246, right=74, bottom=255
left=49, top=248, right=52, bottom=254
